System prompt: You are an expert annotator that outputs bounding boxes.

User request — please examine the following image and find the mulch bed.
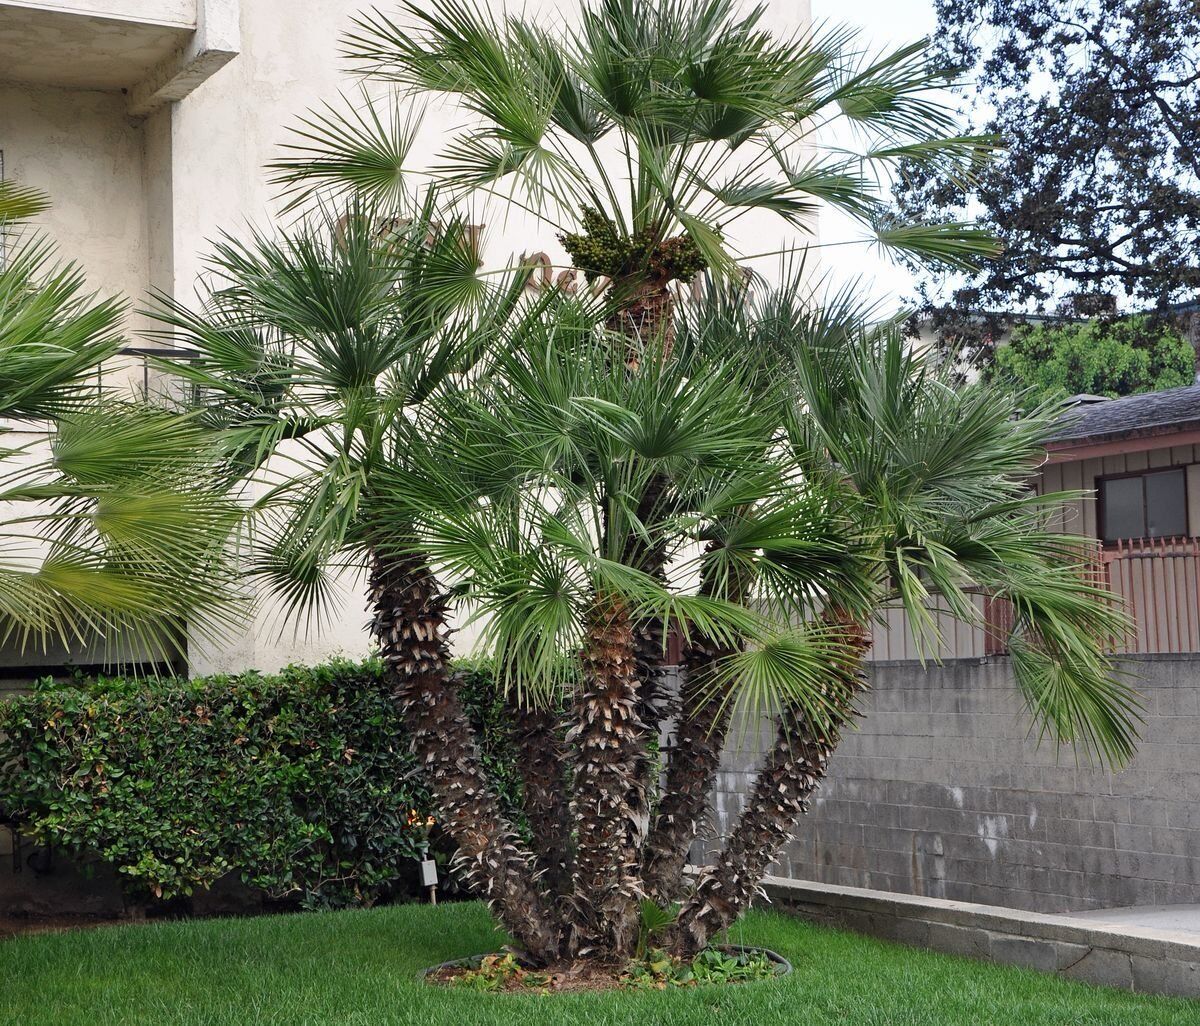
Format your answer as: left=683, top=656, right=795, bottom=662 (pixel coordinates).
left=0, top=915, right=127, bottom=940
left=427, top=958, right=632, bottom=993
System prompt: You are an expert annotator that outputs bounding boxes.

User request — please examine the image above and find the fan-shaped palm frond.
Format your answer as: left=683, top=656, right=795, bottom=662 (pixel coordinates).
left=272, top=0, right=999, bottom=293
left=143, top=192, right=534, bottom=628
left=773, top=311, right=1141, bottom=765
left=0, top=185, right=240, bottom=661
left=373, top=297, right=871, bottom=711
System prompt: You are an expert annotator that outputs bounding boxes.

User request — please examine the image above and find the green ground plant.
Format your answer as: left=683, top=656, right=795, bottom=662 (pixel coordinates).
left=0, top=902, right=1192, bottom=1026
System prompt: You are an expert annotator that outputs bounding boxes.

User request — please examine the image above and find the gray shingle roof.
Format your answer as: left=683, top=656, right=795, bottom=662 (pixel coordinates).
left=1048, top=384, right=1200, bottom=445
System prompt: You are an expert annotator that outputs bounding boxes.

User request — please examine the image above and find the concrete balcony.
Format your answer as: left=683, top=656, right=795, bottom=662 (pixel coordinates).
left=0, top=0, right=238, bottom=115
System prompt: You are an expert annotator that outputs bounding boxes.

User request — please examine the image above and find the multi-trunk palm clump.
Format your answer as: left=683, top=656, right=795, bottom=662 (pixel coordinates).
left=160, top=0, right=1141, bottom=973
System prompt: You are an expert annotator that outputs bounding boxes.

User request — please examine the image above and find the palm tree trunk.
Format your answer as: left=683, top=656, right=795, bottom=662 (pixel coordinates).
left=642, top=546, right=746, bottom=906
left=641, top=630, right=737, bottom=906
left=631, top=611, right=668, bottom=839
left=369, top=553, right=561, bottom=963
left=608, top=279, right=676, bottom=367
left=623, top=471, right=671, bottom=862
left=566, top=592, right=646, bottom=959
left=509, top=701, right=572, bottom=896
left=670, top=617, right=870, bottom=956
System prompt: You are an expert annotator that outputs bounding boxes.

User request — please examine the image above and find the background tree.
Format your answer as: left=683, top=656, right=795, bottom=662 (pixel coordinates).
left=892, top=0, right=1200, bottom=312
left=992, top=314, right=1195, bottom=404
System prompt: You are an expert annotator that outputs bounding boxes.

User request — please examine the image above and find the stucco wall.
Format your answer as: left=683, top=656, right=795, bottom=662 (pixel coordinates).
left=0, top=83, right=149, bottom=322
left=706, top=655, right=1200, bottom=914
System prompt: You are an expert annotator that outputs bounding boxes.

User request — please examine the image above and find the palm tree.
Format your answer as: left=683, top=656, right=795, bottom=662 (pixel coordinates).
left=272, top=0, right=994, bottom=322
left=157, top=195, right=1142, bottom=972
left=664, top=278, right=1140, bottom=952
left=265, top=1, right=1002, bottom=923
left=376, top=276, right=1138, bottom=964
left=120, top=0, right=1136, bottom=972
left=379, top=298, right=870, bottom=959
left=146, top=198, right=568, bottom=959
left=0, top=182, right=235, bottom=660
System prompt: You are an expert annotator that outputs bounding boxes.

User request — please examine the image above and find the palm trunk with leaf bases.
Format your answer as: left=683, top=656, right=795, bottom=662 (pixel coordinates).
left=553, top=274, right=678, bottom=951
left=507, top=699, right=573, bottom=896
left=670, top=615, right=872, bottom=956
left=368, top=553, right=561, bottom=962
left=623, top=471, right=673, bottom=853
left=641, top=630, right=738, bottom=906
left=642, top=544, right=748, bottom=906
left=607, top=273, right=677, bottom=368
left=565, top=592, right=648, bottom=960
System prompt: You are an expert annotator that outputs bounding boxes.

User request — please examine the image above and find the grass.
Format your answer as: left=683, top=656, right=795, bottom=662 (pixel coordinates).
left=1, top=901, right=1193, bottom=1025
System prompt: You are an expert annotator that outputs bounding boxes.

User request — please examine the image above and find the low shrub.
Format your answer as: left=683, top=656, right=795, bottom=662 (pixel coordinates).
left=0, top=658, right=518, bottom=910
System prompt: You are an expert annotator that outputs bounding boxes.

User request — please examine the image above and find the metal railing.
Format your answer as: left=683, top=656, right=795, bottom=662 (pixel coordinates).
left=96, top=346, right=199, bottom=404
left=1099, top=536, right=1200, bottom=654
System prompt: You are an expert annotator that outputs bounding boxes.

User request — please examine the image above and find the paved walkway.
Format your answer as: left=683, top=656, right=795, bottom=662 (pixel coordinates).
left=1070, top=904, right=1200, bottom=935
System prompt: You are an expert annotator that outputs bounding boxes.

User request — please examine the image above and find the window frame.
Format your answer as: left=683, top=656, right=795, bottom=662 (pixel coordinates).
left=1096, top=464, right=1194, bottom=545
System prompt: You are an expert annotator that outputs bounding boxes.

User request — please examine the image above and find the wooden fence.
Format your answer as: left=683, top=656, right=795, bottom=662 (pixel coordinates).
left=871, top=536, right=1200, bottom=660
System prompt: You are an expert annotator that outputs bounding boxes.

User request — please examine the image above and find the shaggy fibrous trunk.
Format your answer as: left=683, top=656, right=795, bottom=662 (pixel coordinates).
left=369, top=553, right=560, bottom=962
left=607, top=277, right=676, bottom=367
left=566, top=592, right=647, bottom=959
left=623, top=472, right=671, bottom=856
left=671, top=617, right=871, bottom=956
left=642, top=547, right=746, bottom=906
left=641, top=629, right=737, bottom=906
left=509, top=701, right=572, bottom=896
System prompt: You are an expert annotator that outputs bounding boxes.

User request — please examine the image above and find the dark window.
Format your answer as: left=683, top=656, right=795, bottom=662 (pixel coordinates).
left=1099, top=468, right=1188, bottom=542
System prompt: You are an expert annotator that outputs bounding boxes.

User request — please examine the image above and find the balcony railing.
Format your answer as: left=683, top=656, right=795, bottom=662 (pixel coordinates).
left=1098, top=536, right=1200, bottom=655
left=96, top=346, right=199, bottom=405
left=868, top=536, right=1200, bottom=661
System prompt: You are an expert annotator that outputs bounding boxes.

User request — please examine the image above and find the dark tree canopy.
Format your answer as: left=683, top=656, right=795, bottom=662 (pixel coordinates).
left=991, top=314, right=1195, bottom=403
left=893, top=0, right=1200, bottom=310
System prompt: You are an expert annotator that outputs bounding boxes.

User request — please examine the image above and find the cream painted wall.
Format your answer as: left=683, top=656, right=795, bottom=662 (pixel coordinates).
left=0, top=83, right=149, bottom=322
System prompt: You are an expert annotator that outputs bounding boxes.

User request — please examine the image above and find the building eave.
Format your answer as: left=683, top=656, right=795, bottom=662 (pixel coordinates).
left=1044, top=423, right=1200, bottom=464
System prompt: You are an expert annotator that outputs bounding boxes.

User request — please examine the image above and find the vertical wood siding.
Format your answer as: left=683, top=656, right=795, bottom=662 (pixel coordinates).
left=868, top=442, right=1200, bottom=660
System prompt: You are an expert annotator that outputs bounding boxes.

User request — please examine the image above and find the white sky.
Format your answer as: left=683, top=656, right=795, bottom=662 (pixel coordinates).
left=810, top=0, right=939, bottom=312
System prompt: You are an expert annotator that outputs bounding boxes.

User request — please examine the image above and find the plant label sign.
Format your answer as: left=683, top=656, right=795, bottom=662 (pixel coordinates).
left=420, top=859, right=438, bottom=887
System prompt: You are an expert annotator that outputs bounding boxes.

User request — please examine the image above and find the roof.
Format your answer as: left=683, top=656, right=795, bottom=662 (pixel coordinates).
left=1047, top=384, right=1200, bottom=446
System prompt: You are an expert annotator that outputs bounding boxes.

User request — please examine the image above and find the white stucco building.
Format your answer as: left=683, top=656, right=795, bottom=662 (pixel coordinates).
left=0, top=0, right=813, bottom=677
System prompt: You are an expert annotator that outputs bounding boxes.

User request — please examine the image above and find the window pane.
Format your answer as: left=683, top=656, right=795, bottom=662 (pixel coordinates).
left=1102, top=476, right=1145, bottom=541
left=1145, top=469, right=1187, bottom=538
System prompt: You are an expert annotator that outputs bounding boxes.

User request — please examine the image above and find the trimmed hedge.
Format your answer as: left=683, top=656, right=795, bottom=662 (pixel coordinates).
left=0, top=658, right=518, bottom=910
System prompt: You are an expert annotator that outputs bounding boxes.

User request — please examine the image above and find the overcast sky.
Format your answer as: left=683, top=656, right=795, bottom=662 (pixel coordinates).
left=810, top=0, right=939, bottom=311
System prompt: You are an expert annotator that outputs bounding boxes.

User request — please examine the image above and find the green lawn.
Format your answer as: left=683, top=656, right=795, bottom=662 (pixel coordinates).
left=1, top=901, right=1193, bottom=1025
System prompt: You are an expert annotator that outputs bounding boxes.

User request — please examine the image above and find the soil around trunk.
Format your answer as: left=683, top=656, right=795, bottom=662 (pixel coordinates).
left=0, top=913, right=126, bottom=940
left=423, top=945, right=791, bottom=994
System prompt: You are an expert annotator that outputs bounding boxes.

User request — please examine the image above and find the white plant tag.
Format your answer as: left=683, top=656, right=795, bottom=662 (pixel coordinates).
left=420, top=858, right=438, bottom=887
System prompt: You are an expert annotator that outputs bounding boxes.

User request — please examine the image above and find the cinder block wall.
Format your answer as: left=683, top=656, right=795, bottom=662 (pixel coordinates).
left=706, top=655, right=1200, bottom=913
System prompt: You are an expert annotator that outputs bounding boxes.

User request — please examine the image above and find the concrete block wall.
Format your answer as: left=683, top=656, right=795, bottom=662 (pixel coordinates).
left=762, top=876, right=1200, bottom=998
left=706, top=655, right=1200, bottom=913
